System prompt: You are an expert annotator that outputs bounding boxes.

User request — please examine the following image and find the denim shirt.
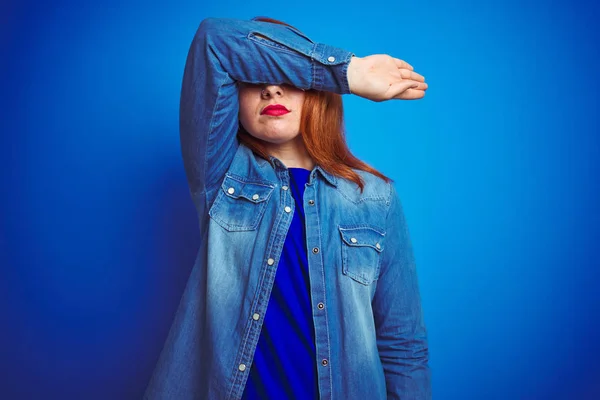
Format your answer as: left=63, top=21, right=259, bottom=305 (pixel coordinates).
left=144, top=17, right=431, bottom=400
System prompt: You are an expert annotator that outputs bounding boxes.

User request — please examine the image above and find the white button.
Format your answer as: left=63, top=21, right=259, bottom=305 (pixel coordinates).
left=252, top=194, right=259, bottom=200
left=350, top=237, right=357, bottom=243
left=327, top=56, right=335, bottom=62
left=227, top=187, right=235, bottom=194
left=281, top=185, right=289, bottom=191
left=267, top=258, right=275, bottom=266
left=376, top=243, right=381, bottom=250
left=252, top=313, right=260, bottom=321
left=284, top=206, right=292, bottom=213
left=238, top=363, right=246, bottom=371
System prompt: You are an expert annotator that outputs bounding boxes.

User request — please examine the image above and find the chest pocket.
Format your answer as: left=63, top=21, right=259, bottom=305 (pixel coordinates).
left=339, top=225, right=385, bottom=285
left=209, top=175, right=274, bottom=232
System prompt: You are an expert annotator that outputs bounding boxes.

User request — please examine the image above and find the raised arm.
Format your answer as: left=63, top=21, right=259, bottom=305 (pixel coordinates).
left=179, top=17, right=354, bottom=205
left=372, top=184, right=431, bottom=399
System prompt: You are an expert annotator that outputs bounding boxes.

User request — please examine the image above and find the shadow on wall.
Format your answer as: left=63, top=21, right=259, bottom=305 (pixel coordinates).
left=128, top=161, right=201, bottom=398
left=2, top=151, right=201, bottom=399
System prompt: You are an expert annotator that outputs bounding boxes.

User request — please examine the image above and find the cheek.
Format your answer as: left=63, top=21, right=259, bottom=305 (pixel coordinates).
left=293, top=95, right=305, bottom=116
left=238, top=108, right=251, bottom=125
left=238, top=93, right=256, bottom=113
left=238, top=98, right=257, bottom=127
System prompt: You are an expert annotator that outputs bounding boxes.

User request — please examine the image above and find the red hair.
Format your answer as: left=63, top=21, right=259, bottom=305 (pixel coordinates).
left=238, top=17, right=391, bottom=191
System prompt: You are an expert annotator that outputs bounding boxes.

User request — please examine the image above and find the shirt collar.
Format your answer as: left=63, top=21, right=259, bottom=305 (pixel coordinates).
left=265, top=154, right=338, bottom=188
left=313, top=165, right=338, bottom=187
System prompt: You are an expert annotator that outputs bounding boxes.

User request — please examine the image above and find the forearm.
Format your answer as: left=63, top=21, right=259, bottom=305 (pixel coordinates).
left=376, top=287, right=430, bottom=400
left=377, top=327, right=430, bottom=399
left=197, top=18, right=354, bottom=92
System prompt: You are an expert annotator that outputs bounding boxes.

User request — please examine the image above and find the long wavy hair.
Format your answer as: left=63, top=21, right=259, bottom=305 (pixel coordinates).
left=238, top=17, right=391, bottom=191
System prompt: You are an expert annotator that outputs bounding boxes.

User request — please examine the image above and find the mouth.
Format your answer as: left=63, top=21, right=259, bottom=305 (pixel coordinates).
left=261, top=104, right=291, bottom=116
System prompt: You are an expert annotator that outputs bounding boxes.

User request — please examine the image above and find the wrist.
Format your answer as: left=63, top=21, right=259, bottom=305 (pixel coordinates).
left=347, top=56, right=362, bottom=95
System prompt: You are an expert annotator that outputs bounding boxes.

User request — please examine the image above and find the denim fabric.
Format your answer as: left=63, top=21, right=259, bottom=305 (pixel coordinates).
left=144, top=17, right=431, bottom=400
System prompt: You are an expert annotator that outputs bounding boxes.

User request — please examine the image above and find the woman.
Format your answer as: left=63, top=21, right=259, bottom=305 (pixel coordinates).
left=145, top=16, right=430, bottom=400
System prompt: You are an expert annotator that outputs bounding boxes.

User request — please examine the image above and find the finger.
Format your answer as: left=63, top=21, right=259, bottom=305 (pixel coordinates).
left=395, top=80, right=428, bottom=91
left=393, top=88, right=426, bottom=100
left=393, top=58, right=414, bottom=71
left=387, top=80, right=421, bottom=98
left=410, top=81, right=428, bottom=90
left=399, top=69, right=425, bottom=82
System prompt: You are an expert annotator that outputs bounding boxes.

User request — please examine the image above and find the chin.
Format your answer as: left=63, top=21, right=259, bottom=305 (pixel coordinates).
left=251, top=131, right=301, bottom=145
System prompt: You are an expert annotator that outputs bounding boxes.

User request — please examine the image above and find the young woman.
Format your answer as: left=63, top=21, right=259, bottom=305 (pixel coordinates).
left=145, top=16, right=430, bottom=400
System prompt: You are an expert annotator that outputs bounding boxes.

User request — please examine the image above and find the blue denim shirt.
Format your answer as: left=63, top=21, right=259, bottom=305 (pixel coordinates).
left=145, top=17, right=430, bottom=400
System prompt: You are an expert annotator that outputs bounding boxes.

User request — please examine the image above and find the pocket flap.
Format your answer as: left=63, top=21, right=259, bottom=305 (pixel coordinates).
left=339, top=226, right=385, bottom=252
left=221, top=175, right=274, bottom=203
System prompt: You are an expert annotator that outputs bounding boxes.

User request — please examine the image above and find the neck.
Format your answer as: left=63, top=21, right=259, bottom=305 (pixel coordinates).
left=264, top=135, right=315, bottom=170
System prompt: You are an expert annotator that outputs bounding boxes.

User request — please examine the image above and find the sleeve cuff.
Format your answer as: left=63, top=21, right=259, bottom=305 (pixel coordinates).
left=312, top=43, right=355, bottom=94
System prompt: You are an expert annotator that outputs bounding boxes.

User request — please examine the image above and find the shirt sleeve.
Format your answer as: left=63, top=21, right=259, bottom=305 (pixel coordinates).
left=372, top=183, right=432, bottom=400
left=179, top=17, right=355, bottom=207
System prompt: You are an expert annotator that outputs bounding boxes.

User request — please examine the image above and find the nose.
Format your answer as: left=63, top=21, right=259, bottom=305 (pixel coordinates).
left=260, top=84, right=284, bottom=99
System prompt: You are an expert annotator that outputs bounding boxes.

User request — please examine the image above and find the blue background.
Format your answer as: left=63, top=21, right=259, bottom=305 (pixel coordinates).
left=2, top=0, right=599, bottom=398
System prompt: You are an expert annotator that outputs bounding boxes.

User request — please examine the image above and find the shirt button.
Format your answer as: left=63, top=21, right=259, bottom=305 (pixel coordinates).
left=327, top=56, right=335, bottom=62
left=312, top=247, right=319, bottom=254
left=252, top=313, right=260, bottom=321
left=284, top=206, right=292, bottom=213
left=281, top=185, right=289, bottom=191
left=238, top=363, right=247, bottom=371
left=227, top=187, right=235, bottom=195
left=267, top=258, right=275, bottom=266
left=376, top=243, right=381, bottom=250
left=317, top=302, right=324, bottom=310
left=308, top=200, right=315, bottom=205
left=321, top=359, right=329, bottom=366
left=350, top=237, right=357, bottom=243
left=252, top=194, right=259, bottom=200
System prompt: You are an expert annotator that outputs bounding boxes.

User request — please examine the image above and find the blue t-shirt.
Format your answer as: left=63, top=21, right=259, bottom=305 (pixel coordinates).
left=241, top=167, right=319, bottom=400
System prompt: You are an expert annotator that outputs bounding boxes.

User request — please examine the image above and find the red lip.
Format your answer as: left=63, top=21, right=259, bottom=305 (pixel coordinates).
left=261, top=104, right=290, bottom=116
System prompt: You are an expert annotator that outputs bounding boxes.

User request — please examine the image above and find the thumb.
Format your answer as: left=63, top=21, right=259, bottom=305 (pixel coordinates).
left=387, top=81, right=419, bottom=98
